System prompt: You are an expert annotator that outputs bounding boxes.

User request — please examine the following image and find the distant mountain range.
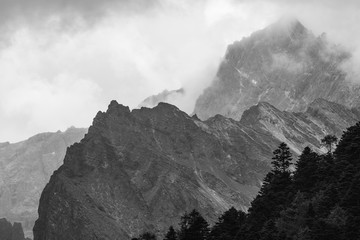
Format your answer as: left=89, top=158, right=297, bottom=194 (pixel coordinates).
left=0, top=128, right=87, bottom=238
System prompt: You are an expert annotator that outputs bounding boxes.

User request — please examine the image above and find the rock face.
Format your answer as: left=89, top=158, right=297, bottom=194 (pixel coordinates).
left=240, top=99, right=360, bottom=155
left=0, top=218, right=26, bottom=240
left=0, top=128, right=87, bottom=238
left=194, top=18, right=360, bottom=120
left=34, top=99, right=359, bottom=240
left=138, top=88, right=185, bottom=109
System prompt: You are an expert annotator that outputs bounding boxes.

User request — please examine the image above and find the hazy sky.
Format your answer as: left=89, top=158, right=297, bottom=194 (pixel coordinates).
left=1, top=0, right=360, bottom=142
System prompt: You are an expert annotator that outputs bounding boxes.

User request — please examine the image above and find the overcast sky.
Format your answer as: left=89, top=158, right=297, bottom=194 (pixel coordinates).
left=1, top=0, right=360, bottom=142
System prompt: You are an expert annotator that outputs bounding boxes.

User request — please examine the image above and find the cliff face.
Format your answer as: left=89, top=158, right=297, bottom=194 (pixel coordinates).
left=34, top=99, right=359, bottom=240
left=194, top=18, right=360, bottom=120
left=0, top=218, right=26, bottom=240
left=0, top=128, right=87, bottom=238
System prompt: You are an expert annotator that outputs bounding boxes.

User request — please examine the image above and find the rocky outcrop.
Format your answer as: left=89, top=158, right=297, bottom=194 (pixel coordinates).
left=0, top=218, right=26, bottom=240
left=194, top=18, right=360, bottom=120
left=0, top=128, right=87, bottom=238
left=34, top=99, right=359, bottom=240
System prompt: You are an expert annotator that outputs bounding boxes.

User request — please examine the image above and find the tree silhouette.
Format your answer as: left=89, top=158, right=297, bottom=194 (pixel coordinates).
left=164, top=226, right=177, bottom=240
left=271, top=142, right=293, bottom=173
left=321, top=135, right=338, bottom=153
left=178, top=210, right=209, bottom=240
left=294, top=147, right=320, bottom=193
left=208, top=207, right=246, bottom=240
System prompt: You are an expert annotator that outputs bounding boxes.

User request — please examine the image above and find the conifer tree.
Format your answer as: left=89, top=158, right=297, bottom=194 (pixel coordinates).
left=271, top=142, right=293, bottom=174
left=178, top=210, right=209, bottom=240
left=208, top=207, right=246, bottom=240
left=294, top=147, right=320, bottom=193
left=321, top=135, right=338, bottom=154
left=164, top=226, right=177, bottom=240
left=239, top=142, right=294, bottom=240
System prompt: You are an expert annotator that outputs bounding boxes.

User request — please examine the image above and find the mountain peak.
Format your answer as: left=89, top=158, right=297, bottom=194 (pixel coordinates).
left=106, top=100, right=130, bottom=115
left=263, top=16, right=309, bottom=41
left=193, top=15, right=360, bottom=121
left=240, top=102, right=281, bottom=125
left=274, top=16, right=304, bottom=29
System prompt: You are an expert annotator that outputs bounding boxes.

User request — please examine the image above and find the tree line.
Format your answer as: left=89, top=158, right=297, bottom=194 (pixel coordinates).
left=133, top=122, right=360, bottom=240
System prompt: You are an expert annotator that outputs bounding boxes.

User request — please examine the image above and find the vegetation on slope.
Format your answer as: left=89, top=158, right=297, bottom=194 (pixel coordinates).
left=133, top=122, right=360, bottom=240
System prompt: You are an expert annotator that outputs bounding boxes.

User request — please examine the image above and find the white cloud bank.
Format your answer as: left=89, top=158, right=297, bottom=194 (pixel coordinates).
left=0, top=0, right=360, bottom=142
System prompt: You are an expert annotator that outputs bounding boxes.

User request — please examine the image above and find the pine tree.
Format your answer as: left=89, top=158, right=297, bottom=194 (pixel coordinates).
left=178, top=210, right=209, bottom=240
left=321, top=135, right=338, bottom=154
left=164, top=226, right=177, bottom=240
left=335, top=122, right=360, bottom=170
left=341, top=173, right=360, bottom=239
left=276, top=192, right=309, bottom=238
left=271, top=142, right=293, bottom=174
left=293, top=147, right=320, bottom=193
left=259, top=220, right=279, bottom=240
left=209, top=207, right=246, bottom=240
left=239, top=143, right=294, bottom=240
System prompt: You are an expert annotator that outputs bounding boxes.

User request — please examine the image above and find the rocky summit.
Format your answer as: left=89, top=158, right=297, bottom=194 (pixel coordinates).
left=0, top=128, right=87, bottom=238
left=194, top=18, right=360, bottom=120
left=34, top=99, right=359, bottom=240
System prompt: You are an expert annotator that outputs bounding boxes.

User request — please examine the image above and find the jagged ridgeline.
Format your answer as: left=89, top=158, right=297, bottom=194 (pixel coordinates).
left=194, top=18, right=360, bottom=120
left=34, top=99, right=359, bottom=240
left=133, top=122, right=360, bottom=240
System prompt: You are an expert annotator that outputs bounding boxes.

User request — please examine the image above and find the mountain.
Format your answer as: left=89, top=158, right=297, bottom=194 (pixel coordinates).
left=138, top=88, right=185, bottom=109
left=240, top=99, right=360, bottom=155
left=193, top=18, right=360, bottom=120
left=0, top=218, right=27, bottom=240
left=0, top=127, right=87, bottom=238
left=34, top=99, right=359, bottom=239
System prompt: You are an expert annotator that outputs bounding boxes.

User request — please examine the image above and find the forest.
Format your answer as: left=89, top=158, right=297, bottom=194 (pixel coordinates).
left=133, top=122, right=360, bottom=240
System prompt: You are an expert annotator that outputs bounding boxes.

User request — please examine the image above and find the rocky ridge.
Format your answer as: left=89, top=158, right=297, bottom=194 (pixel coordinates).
left=34, top=99, right=359, bottom=239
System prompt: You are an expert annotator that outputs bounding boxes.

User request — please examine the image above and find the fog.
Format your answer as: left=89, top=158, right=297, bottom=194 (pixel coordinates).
left=1, top=0, right=360, bottom=142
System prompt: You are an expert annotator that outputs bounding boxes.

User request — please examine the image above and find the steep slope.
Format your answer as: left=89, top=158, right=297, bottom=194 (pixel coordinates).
left=0, top=218, right=27, bottom=240
left=0, top=128, right=87, bottom=238
left=194, top=18, right=360, bottom=120
left=34, top=99, right=359, bottom=239
left=240, top=99, right=360, bottom=155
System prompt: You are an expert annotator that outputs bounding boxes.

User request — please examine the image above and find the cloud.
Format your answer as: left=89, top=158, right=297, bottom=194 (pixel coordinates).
left=0, top=0, right=157, bottom=25
left=1, top=0, right=360, bottom=142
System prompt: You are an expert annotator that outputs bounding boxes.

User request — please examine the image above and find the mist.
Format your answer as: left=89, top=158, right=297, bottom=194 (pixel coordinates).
left=1, top=0, right=360, bottom=142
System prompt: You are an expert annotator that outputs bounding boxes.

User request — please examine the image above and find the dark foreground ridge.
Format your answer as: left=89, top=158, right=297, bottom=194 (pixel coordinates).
left=33, top=99, right=359, bottom=239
